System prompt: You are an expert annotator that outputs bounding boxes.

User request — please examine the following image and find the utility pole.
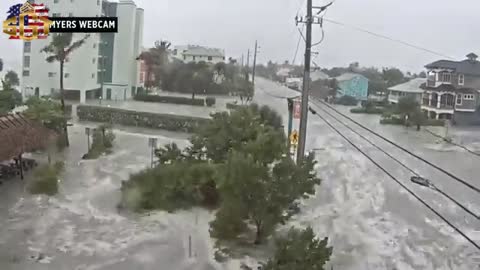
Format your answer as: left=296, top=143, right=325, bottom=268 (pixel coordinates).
left=241, top=54, right=244, bottom=67
left=296, top=0, right=313, bottom=163
left=295, top=0, right=331, bottom=163
left=252, top=40, right=258, bottom=87
left=246, top=49, right=250, bottom=81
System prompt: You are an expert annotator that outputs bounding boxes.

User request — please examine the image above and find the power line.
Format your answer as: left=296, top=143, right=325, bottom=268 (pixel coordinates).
left=424, top=128, right=480, bottom=158
left=319, top=100, right=480, bottom=194
left=310, top=100, right=479, bottom=220
left=323, top=18, right=455, bottom=60
left=292, top=25, right=304, bottom=65
left=308, top=106, right=480, bottom=250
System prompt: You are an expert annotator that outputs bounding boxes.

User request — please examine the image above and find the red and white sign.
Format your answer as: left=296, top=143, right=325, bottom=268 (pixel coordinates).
left=293, top=101, right=301, bottom=119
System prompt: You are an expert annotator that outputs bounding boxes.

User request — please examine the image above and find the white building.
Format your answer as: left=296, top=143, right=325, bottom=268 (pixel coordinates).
left=21, top=0, right=144, bottom=103
left=172, top=45, right=225, bottom=64
left=387, top=78, right=425, bottom=104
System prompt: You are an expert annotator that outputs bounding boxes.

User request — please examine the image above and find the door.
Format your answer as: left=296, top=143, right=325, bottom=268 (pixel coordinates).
left=106, top=88, right=112, bottom=100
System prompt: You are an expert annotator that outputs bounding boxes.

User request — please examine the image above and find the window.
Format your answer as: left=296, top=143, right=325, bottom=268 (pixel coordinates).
left=23, top=70, right=30, bottom=77
left=464, top=94, right=474, bottom=100
left=69, top=12, right=73, bottom=17
left=54, top=0, right=59, bottom=3
left=23, top=55, right=30, bottom=68
left=440, top=73, right=451, bottom=83
left=97, top=0, right=100, bottom=5
left=52, top=13, right=61, bottom=17
left=92, top=73, right=95, bottom=78
left=93, top=43, right=97, bottom=49
left=208, top=56, right=213, bottom=61
left=458, top=74, right=464, bottom=85
left=48, top=72, right=56, bottom=77
left=456, top=94, right=463, bottom=105
left=65, top=73, right=70, bottom=78
left=51, top=88, right=55, bottom=94
left=24, top=42, right=31, bottom=53
left=93, top=58, right=96, bottom=64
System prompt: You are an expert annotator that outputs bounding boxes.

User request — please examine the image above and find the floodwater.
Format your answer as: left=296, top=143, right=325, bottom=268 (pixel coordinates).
left=0, top=78, right=479, bottom=269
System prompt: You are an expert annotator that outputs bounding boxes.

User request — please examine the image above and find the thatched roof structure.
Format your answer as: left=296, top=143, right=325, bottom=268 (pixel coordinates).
left=0, top=114, right=55, bottom=161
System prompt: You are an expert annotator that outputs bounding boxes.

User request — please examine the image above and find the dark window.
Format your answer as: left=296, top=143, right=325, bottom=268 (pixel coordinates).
left=24, top=42, right=31, bottom=53
left=23, top=70, right=30, bottom=76
left=208, top=56, right=213, bottom=61
left=48, top=72, right=56, bottom=77
left=52, top=13, right=61, bottom=17
left=23, top=56, right=30, bottom=68
left=69, top=12, right=73, bottom=17
left=92, top=73, right=95, bottom=78
left=456, top=94, right=462, bottom=105
left=65, top=73, right=70, bottom=78
left=54, top=0, right=59, bottom=3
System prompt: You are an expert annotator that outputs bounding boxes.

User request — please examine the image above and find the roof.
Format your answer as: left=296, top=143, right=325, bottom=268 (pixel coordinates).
left=179, top=45, right=225, bottom=58
left=310, top=70, right=330, bottom=81
left=0, top=114, right=55, bottom=161
left=425, top=59, right=480, bottom=76
left=388, top=78, right=425, bottom=94
left=420, top=83, right=477, bottom=94
left=335, top=72, right=367, bottom=82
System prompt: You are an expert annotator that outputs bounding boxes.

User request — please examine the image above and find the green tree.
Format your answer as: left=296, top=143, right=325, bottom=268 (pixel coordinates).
left=4, top=70, right=19, bottom=87
left=396, top=96, right=420, bottom=117
left=210, top=152, right=320, bottom=244
left=24, top=97, right=65, bottom=131
left=137, top=40, right=171, bottom=90
left=382, top=67, right=406, bottom=87
left=0, top=89, right=22, bottom=114
left=41, top=33, right=90, bottom=147
left=155, top=143, right=184, bottom=164
left=262, top=227, right=333, bottom=270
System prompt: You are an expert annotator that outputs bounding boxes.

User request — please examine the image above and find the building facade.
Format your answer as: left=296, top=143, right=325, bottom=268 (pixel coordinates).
left=335, top=73, right=369, bottom=101
left=172, top=45, right=225, bottom=64
left=21, top=0, right=144, bottom=103
left=388, top=78, right=424, bottom=104
left=422, top=53, right=480, bottom=124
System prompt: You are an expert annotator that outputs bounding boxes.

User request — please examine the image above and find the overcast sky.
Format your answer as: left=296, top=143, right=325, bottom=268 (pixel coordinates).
left=1, top=0, right=480, bottom=74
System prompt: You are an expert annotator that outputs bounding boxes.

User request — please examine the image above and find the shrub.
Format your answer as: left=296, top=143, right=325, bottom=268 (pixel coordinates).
left=380, top=116, right=445, bottom=127
left=350, top=107, right=384, bottom=114
left=206, top=97, right=216, bottom=107
left=83, top=124, right=115, bottom=159
left=120, top=162, right=220, bottom=211
left=335, top=95, right=358, bottom=106
left=28, top=162, right=64, bottom=196
left=77, top=105, right=209, bottom=133
left=380, top=117, right=404, bottom=125
left=226, top=103, right=242, bottom=110
left=134, top=94, right=205, bottom=106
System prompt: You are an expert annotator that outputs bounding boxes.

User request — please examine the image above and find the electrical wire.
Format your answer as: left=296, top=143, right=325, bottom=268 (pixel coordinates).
left=322, top=18, right=454, bottom=60
left=292, top=25, right=305, bottom=65
left=319, top=100, right=480, bottom=194
left=424, top=128, right=480, bottom=158
left=310, top=100, right=479, bottom=220
left=308, top=106, right=480, bottom=250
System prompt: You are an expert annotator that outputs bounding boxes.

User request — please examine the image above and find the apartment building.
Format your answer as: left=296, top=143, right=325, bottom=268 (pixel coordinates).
left=21, top=0, right=144, bottom=103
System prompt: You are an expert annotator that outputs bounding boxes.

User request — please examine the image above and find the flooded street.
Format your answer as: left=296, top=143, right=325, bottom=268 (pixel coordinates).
left=0, top=78, right=479, bottom=269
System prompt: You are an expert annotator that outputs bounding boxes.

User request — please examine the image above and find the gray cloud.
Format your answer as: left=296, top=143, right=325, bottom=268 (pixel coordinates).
left=1, top=0, right=480, bottom=74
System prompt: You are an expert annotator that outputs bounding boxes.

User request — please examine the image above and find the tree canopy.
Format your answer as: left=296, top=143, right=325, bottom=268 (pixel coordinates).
left=4, top=70, right=19, bottom=87
left=262, top=227, right=333, bottom=270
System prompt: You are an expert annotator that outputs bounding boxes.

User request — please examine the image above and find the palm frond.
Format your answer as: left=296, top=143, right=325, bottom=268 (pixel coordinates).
left=45, top=55, right=58, bottom=63
left=65, top=34, right=90, bottom=56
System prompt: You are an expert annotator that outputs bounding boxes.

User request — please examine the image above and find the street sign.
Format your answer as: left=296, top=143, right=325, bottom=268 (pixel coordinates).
left=293, top=101, right=301, bottom=119
left=290, top=130, right=299, bottom=146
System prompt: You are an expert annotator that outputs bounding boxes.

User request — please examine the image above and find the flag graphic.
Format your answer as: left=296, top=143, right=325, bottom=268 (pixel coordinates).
left=5, top=2, right=51, bottom=40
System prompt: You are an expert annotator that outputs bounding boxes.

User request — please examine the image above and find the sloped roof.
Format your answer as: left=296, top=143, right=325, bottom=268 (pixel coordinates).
left=310, top=70, right=329, bottom=81
left=388, top=78, right=425, bottom=93
left=0, top=114, right=55, bottom=161
left=181, top=46, right=225, bottom=57
left=425, top=59, right=480, bottom=75
left=335, top=72, right=367, bottom=82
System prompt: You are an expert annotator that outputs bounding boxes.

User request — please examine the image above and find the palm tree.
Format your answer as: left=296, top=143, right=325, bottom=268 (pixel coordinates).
left=41, top=33, right=89, bottom=147
left=137, top=40, right=171, bottom=91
